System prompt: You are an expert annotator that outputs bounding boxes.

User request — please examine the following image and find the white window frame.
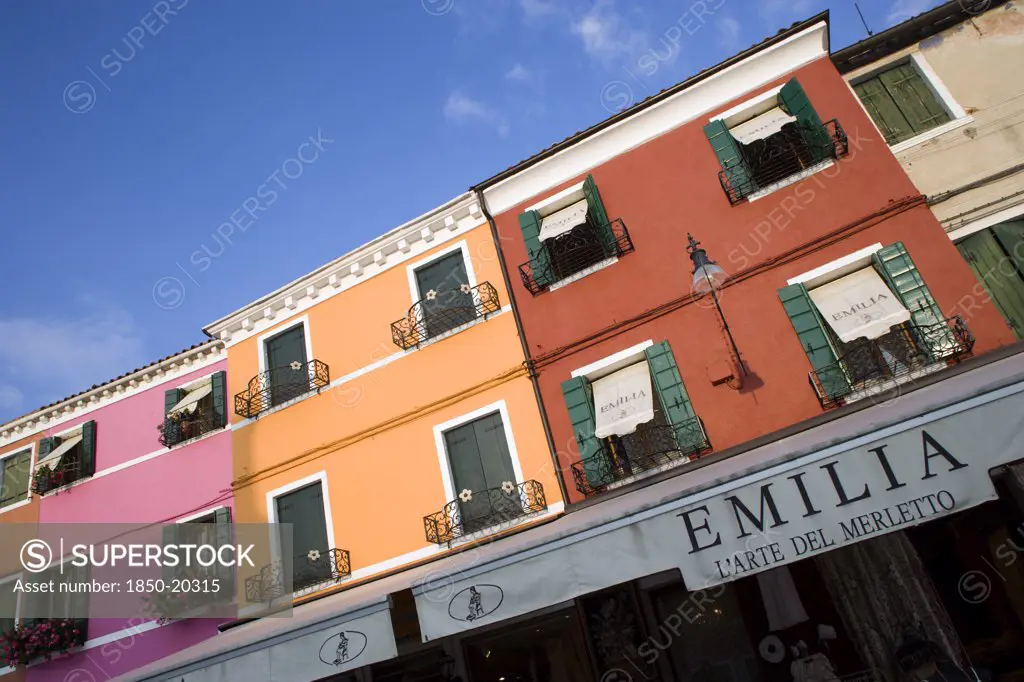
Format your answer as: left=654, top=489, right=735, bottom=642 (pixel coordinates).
left=265, top=471, right=336, bottom=562
left=786, top=243, right=884, bottom=289
left=432, top=400, right=525, bottom=506
left=848, top=52, right=972, bottom=154
left=571, top=340, right=654, bottom=381
left=524, top=180, right=587, bottom=218
left=36, top=422, right=88, bottom=487
left=947, top=204, right=1024, bottom=243
left=404, top=239, right=479, bottom=304
left=175, top=504, right=230, bottom=524
left=0, top=442, right=36, bottom=514
left=257, top=315, right=314, bottom=377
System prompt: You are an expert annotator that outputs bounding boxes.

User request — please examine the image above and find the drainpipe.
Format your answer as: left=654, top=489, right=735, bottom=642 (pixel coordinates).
left=472, top=188, right=571, bottom=506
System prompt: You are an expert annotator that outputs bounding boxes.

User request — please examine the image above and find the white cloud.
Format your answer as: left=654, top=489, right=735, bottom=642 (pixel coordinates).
left=887, top=0, right=942, bottom=23
left=506, top=63, right=531, bottom=82
left=443, top=91, right=510, bottom=137
left=519, top=0, right=560, bottom=20
left=570, top=1, right=649, bottom=66
left=717, top=16, right=742, bottom=51
left=0, top=296, right=147, bottom=417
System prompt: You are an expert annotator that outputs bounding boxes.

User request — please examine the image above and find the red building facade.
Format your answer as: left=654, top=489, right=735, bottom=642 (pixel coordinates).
left=477, top=14, right=1015, bottom=505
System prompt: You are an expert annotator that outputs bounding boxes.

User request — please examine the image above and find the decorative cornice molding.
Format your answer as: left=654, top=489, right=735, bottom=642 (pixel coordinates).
left=0, top=341, right=225, bottom=449
left=204, top=193, right=485, bottom=345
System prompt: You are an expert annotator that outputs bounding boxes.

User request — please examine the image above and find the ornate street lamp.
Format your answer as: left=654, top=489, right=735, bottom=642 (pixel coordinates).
left=687, top=233, right=747, bottom=376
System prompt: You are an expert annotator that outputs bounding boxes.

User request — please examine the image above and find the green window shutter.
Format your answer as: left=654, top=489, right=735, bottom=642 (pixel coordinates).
left=872, top=242, right=945, bottom=328
left=854, top=77, right=914, bottom=144
left=703, top=119, right=751, bottom=196
left=993, top=220, right=1024, bottom=275
left=518, top=210, right=553, bottom=289
left=561, top=376, right=610, bottom=487
left=210, top=371, right=228, bottom=429
left=958, top=230, right=1024, bottom=338
left=779, top=78, right=827, bottom=161
left=643, top=341, right=706, bottom=452
left=2, top=450, right=32, bottom=506
left=778, top=283, right=851, bottom=400
left=877, top=63, right=950, bottom=135
left=583, top=174, right=616, bottom=257
left=164, top=388, right=184, bottom=445
left=214, top=507, right=235, bottom=597
left=162, top=524, right=180, bottom=584
left=38, top=437, right=55, bottom=459
left=80, top=420, right=97, bottom=477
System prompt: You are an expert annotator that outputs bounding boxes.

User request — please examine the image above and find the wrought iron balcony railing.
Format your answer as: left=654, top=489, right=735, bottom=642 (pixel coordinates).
left=31, top=459, right=85, bottom=496
left=424, top=480, right=547, bottom=546
left=718, top=119, right=849, bottom=205
left=244, top=548, right=351, bottom=603
left=390, top=282, right=501, bottom=351
left=519, top=218, right=635, bottom=296
left=158, top=409, right=218, bottom=447
left=570, top=420, right=711, bottom=496
left=234, top=359, right=330, bottom=419
left=809, top=316, right=975, bottom=410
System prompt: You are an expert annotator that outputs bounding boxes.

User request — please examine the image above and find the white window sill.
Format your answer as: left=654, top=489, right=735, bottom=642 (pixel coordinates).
left=888, top=116, right=974, bottom=155
left=747, top=159, right=835, bottom=203
left=445, top=503, right=561, bottom=549
left=603, top=454, right=694, bottom=492
left=841, top=361, right=947, bottom=406
left=0, top=666, right=14, bottom=677
left=548, top=257, right=618, bottom=292
left=0, top=497, right=32, bottom=516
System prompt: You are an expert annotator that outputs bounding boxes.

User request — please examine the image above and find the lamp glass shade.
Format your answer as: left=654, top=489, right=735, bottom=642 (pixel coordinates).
left=692, top=262, right=728, bottom=294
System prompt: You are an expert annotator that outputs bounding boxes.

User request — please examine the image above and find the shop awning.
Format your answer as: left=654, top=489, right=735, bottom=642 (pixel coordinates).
left=538, top=199, right=588, bottom=242
left=592, top=362, right=655, bottom=438
left=37, top=434, right=82, bottom=468
left=168, top=381, right=213, bottom=416
left=729, top=107, right=797, bottom=144
left=809, top=268, right=911, bottom=343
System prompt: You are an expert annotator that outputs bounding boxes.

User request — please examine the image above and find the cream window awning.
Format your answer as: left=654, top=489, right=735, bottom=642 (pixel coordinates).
left=538, top=199, right=589, bottom=242
left=809, top=268, right=911, bottom=343
left=37, top=434, right=82, bottom=468
left=729, top=106, right=798, bottom=144
left=168, top=380, right=213, bottom=416
left=592, top=362, right=655, bottom=438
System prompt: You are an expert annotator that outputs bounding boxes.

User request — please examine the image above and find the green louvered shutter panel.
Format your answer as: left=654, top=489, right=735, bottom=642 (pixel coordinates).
left=164, top=388, right=185, bottom=446
left=703, top=119, right=750, bottom=198
left=162, top=524, right=180, bottom=585
left=873, top=242, right=953, bottom=358
left=854, top=77, right=914, bottom=144
left=210, top=371, right=228, bottom=429
left=993, top=220, right=1024, bottom=274
left=561, top=376, right=610, bottom=488
left=877, top=63, right=950, bottom=136
left=778, top=283, right=850, bottom=401
left=779, top=78, right=828, bottom=162
left=518, top=210, right=553, bottom=290
left=70, top=564, right=90, bottom=640
left=80, top=420, right=97, bottom=477
left=582, top=174, right=615, bottom=256
left=214, top=507, right=235, bottom=601
left=643, top=341, right=706, bottom=453
left=957, top=230, right=1024, bottom=339
left=38, top=437, right=55, bottom=460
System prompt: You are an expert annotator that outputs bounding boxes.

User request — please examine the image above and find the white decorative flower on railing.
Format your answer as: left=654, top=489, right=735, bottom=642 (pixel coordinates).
left=290, top=361, right=303, bottom=371
left=501, top=480, right=515, bottom=495
left=459, top=283, right=472, bottom=294
left=307, top=549, right=321, bottom=563
left=458, top=489, right=473, bottom=503
left=425, top=289, right=438, bottom=301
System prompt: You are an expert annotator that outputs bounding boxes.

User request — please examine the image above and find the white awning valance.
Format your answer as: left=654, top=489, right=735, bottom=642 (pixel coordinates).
left=729, top=106, right=798, bottom=144
left=538, top=199, right=589, bottom=242
left=593, top=362, right=655, bottom=438
left=168, top=381, right=213, bottom=416
left=809, top=268, right=911, bottom=343
left=37, top=434, right=82, bottom=468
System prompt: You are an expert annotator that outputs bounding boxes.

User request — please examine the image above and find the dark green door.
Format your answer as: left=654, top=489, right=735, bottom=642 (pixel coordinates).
left=265, top=325, right=308, bottom=406
left=415, top=251, right=476, bottom=339
left=957, top=228, right=1024, bottom=339
left=444, top=412, right=519, bottom=534
left=276, top=482, right=330, bottom=589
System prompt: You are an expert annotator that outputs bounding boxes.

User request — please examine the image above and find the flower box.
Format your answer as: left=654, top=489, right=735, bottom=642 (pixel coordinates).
left=0, top=619, right=87, bottom=667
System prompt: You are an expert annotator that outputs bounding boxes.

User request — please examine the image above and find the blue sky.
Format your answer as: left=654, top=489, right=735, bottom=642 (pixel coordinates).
left=0, top=0, right=941, bottom=422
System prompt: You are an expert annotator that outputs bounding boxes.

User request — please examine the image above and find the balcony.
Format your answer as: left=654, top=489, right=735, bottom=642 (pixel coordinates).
left=570, top=420, right=712, bottom=497
left=244, top=548, right=351, bottom=603
left=391, top=281, right=501, bottom=351
left=158, top=408, right=218, bottom=447
left=234, top=359, right=330, bottom=419
left=424, top=480, right=548, bottom=546
left=519, top=218, right=635, bottom=296
left=718, top=119, right=849, bottom=205
left=809, top=316, right=975, bottom=410
left=0, top=618, right=88, bottom=667
left=31, top=459, right=85, bottom=496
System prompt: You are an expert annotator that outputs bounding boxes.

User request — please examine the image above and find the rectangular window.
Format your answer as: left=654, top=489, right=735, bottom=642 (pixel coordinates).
left=414, top=250, right=477, bottom=338
left=161, top=372, right=226, bottom=447
left=275, top=481, right=331, bottom=590
left=0, top=578, right=17, bottom=635
left=34, top=421, right=96, bottom=495
left=853, top=62, right=952, bottom=145
left=23, top=563, right=89, bottom=627
left=264, top=324, right=309, bottom=407
left=443, top=412, right=521, bottom=534
left=0, top=449, right=32, bottom=509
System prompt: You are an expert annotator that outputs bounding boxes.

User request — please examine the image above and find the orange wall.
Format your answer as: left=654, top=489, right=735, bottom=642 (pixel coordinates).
left=225, top=222, right=560, bottom=571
